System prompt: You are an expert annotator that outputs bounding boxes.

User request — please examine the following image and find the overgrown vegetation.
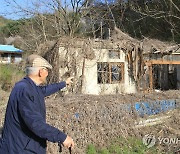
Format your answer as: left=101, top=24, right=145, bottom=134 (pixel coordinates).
left=0, top=16, right=11, bottom=28
left=0, top=20, right=24, bottom=36
left=86, top=136, right=158, bottom=154
left=0, top=64, right=24, bottom=91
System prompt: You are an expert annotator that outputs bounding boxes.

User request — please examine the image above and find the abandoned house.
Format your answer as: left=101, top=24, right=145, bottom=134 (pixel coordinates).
left=41, top=38, right=137, bottom=95
left=39, top=28, right=180, bottom=95
left=0, top=45, right=23, bottom=64
left=143, top=39, right=180, bottom=90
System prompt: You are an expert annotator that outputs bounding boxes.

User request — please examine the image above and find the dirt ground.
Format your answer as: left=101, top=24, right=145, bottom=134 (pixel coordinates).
left=0, top=89, right=180, bottom=153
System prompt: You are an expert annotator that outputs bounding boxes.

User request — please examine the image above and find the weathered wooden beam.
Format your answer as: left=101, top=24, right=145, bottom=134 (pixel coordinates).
left=149, top=65, right=153, bottom=90
left=80, top=58, right=86, bottom=93
left=145, top=60, right=180, bottom=65
left=109, top=62, right=112, bottom=83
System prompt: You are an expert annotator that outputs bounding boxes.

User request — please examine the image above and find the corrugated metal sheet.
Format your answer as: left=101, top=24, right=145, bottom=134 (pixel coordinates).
left=0, top=45, right=23, bottom=53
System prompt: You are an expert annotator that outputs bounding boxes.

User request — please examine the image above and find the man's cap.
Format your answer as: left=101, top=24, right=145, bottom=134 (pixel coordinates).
left=26, top=54, right=52, bottom=69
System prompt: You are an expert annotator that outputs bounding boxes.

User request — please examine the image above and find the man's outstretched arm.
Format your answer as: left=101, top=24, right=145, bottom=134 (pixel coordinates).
left=40, top=77, right=73, bottom=96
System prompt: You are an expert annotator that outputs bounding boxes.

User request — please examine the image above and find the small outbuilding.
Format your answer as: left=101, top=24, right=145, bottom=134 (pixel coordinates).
left=0, top=45, right=23, bottom=64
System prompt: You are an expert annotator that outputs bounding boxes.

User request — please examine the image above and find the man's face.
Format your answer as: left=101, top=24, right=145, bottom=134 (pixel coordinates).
left=39, top=67, right=49, bottom=84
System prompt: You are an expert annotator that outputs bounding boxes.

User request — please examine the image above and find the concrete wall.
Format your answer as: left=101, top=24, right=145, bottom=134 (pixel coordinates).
left=81, top=49, right=136, bottom=94
left=14, top=56, right=22, bottom=63
left=59, top=47, right=137, bottom=95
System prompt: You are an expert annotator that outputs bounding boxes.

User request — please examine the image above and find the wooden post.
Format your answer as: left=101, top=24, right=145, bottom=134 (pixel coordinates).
left=100, top=21, right=103, bottom=39
left=109, top=63, right=112, bottom=84
left=149, top=64, right=153, bottom=90
left=81, top=58, right=86, bottom=93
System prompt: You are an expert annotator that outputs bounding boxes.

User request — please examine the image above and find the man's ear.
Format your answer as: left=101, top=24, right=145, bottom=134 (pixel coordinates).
left=38, top=69, right=43, bottom=77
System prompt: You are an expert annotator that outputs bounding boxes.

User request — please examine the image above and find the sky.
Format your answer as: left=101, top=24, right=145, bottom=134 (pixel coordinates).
left=0, top=0, right=26, bottom=20
left=0, top=0, right=54, bottom=20
left=0, top=0, right=115, bottom=20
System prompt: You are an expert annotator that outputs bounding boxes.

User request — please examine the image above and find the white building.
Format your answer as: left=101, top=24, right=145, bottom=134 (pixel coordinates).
left=55, top=39, right=137, bottom=95
left=0, top=45, right=23, bottom=64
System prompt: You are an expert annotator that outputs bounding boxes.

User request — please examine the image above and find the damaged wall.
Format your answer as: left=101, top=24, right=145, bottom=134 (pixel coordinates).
left=58, top=45, right=137, bottom=95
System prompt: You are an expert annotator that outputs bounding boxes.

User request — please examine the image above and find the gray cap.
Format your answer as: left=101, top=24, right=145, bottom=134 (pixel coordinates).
left=26, top=54, right=52, bottom=69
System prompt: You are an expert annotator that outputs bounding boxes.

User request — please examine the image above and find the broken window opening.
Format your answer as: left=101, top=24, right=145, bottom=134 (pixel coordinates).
left=109, top=50, right=121, bottom=59
left=97, top=62, right=124, bottom=84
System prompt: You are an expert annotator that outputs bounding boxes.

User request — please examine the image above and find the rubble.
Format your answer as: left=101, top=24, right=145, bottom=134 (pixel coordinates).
left=45, top=90, right=180, bottom=153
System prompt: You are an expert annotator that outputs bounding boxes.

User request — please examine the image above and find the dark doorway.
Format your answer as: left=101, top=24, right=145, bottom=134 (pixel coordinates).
left=153, top=64, right=177, bottom=90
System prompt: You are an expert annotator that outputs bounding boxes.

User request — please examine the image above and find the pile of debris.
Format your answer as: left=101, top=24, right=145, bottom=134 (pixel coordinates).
left=46, top=90, right=180, bottom=154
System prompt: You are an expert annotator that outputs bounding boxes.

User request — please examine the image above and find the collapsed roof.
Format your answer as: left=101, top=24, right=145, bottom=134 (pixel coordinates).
left=111, top=27, right=180, bottom=54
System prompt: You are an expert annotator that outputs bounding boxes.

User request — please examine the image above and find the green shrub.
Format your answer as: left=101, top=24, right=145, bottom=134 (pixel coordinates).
left=99, top=148, right=110, bottom=154
left=86, top=144, right=97, bottom=154
left=0, top=64, right=24, bottom=91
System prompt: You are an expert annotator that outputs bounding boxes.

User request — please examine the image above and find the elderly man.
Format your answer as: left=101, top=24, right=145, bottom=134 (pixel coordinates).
left=0, top=54, right=74, bottom=154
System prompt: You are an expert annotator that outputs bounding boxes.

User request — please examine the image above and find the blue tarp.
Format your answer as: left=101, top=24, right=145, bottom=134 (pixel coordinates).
left=112, top=99, right=177, bottom=117
left=73, top=99, right=178, bottom=120
left=134, top=100, right=176, bottom=116
left=0, top=45, right=23, bottom=53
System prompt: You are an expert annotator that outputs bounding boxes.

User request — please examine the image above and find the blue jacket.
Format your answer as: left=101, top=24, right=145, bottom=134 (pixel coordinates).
left=0, top=77, right=67, bottom=154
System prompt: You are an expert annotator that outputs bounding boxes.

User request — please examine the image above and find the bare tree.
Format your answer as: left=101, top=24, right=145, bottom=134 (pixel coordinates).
left=2, top=0, right=91, bottom=51
left=130, top=0, right=180, bottom=42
